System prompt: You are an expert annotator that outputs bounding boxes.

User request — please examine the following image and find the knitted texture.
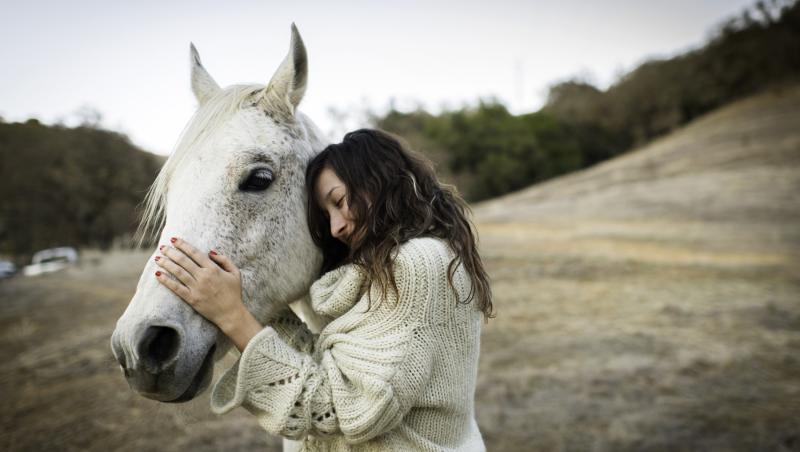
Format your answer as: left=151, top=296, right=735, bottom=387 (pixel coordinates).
left=211, top=237, right=485, bottom=451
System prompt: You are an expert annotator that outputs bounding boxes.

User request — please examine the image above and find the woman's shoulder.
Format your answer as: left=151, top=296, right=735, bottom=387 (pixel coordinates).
left=394, top=237, right=477, bottom=324
left=393, top=235, right=449, bottom=262
left=396, top=236, right=453, bottom=259
left=393, top=236, right=459, bottom=282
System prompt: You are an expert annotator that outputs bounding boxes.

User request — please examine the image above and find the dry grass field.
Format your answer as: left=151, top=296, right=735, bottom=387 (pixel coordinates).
left=474, top=85, right=800, bottom=451
left=1, top=85, right=799, bottom=451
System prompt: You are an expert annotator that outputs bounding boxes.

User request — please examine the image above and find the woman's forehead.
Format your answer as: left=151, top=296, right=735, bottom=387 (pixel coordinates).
left=315, top=167, right=345, bottom=201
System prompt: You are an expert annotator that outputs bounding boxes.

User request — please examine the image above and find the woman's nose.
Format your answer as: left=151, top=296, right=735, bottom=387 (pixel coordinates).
left=330, top=215, right=347, bottom=240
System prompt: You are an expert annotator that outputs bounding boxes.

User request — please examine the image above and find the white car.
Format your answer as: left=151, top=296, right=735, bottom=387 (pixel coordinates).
left=23, top=247, right=78, bottom=276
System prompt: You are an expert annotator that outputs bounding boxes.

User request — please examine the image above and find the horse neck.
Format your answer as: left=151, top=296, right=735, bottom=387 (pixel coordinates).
left=284, top=111, right=330, bottom=334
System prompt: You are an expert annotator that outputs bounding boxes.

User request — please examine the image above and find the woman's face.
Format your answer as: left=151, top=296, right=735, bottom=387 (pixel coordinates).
left=314, top=167, right=356, bottom=246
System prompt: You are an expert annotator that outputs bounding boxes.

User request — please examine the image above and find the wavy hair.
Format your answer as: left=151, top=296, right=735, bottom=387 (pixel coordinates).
left=305, top=128, right=493, bottom=318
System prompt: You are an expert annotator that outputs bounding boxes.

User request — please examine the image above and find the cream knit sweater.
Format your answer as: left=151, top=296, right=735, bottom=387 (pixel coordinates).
left=210, top=237, right=485, bottom=451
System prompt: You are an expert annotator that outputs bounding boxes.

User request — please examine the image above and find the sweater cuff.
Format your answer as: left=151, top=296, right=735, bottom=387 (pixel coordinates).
left=210, top=327, right=308, bottom=429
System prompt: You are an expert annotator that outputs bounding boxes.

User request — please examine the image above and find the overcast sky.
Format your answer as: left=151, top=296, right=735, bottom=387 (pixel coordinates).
left=0, top=0, right=754, bottom=155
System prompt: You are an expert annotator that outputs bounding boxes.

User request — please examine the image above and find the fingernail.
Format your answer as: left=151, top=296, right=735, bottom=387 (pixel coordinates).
left=159, top=245, right=164, bottom=252
left=155, top=271, right=162, bottom=277
left=154, top=256, right=160, bottom=262
left=209, top=250, right=217, bottom=256
left=170, top=237, right=177, bottom=243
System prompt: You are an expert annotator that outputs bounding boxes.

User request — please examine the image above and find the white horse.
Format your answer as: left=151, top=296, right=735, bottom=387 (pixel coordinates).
left=111, top=26, right=327, bottom=447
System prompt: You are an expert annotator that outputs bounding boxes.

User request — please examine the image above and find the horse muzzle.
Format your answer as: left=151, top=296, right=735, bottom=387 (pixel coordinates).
left=111, top=315, right=217, bottom=403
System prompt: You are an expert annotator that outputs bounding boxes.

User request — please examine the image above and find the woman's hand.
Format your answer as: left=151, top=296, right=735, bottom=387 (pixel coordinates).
left=154, top=237, right=263, bottom=351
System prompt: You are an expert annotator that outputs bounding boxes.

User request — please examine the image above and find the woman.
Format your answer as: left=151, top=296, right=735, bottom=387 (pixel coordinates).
left=155, top=129, right=493, bottom=450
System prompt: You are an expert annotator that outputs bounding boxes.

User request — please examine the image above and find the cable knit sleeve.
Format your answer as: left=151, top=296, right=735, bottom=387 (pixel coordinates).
left=210, top=255, right=436, bottom=444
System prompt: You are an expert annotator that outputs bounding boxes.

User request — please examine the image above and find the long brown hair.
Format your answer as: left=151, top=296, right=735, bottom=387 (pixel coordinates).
left=306, top=129, right=493, bottom=318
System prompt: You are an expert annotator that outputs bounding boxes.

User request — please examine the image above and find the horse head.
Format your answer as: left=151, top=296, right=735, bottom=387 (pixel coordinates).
left=111, top=25, right=325, bottom=402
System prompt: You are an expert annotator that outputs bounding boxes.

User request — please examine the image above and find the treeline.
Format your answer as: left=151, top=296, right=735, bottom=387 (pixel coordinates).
left=0, top=119, right=162, bottom=261
left=376, top=0, right=800, bottom=201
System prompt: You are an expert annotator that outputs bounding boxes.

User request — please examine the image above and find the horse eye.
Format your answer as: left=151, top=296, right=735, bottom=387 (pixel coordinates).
left=239, top=168, right=274, bottom=192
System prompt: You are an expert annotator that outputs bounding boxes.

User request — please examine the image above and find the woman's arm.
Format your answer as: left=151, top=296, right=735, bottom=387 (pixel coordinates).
left=213, top=249, right=434, bottom=442
left=210, top=318, right=434, bottom=442
left=154, top=237, right=437, bottom=443
left=222, top=307, right=264, bottom=352
left=267, top=306, right=318, bottom=354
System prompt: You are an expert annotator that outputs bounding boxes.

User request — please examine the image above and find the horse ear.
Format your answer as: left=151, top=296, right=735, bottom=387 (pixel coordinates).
left=262, top=23, right=308, bottom=118
left=190, top=43, right=221, bottom=105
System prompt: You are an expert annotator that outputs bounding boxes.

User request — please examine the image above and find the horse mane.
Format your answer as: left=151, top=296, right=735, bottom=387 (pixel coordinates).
left=136, top=84, right=264, bottom=245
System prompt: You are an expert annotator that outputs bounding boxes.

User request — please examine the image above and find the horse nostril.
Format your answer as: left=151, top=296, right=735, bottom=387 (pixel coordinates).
left=138, top=326, right=181, bottom=373
left=111, top=337, right=130, bottom=376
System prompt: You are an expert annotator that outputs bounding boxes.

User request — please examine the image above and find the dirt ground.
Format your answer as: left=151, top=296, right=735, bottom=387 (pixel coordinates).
left=2, top=86, right=799, bottom=451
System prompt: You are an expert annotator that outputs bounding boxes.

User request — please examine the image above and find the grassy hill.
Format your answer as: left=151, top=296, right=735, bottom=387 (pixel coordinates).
left=476, top=84, right=800, bottom=225
left=473, top=85, right=800, bottom=450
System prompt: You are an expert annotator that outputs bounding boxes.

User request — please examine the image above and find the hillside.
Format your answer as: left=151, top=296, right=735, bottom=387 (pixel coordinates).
left=476, top=85, right=800, bottom=225
left=0, top=120, right=163, bottom=261
left=472, top=85, right=800, bottom=450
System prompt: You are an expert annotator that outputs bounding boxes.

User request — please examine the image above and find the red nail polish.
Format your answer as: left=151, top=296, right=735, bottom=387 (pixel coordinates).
left=154, top=256, right=160, bottom=261
left=155, top=271, right=161, bottom=277
left=209, top=250, right=217, bottom=256
left=170, top=237, right=177, bottom=243
left=159, top=245, right=164, bottom=251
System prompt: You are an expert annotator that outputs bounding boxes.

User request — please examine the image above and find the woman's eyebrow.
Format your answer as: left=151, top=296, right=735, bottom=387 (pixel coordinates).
left=325, top=185, right=342, bottom=202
